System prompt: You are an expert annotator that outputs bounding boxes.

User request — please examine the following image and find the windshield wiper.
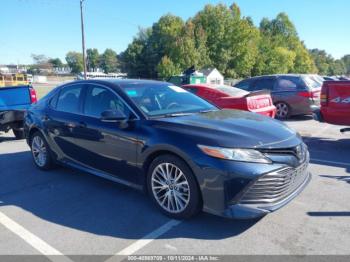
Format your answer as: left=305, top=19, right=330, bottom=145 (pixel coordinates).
left=163, top=112, right=196, bottom=117
left=198, top=109, right=218, bottom=114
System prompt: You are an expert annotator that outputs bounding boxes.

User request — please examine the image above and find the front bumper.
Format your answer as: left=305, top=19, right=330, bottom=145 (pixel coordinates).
left=224, top=171, right=311, bottom=219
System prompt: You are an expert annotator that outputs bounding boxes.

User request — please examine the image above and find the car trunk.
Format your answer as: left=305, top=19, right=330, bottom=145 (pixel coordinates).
left=245, top=90, right=275, bottom=117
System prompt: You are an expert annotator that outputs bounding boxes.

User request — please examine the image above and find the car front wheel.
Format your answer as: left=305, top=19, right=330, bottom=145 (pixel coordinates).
left=30, top=132, right=54, bottom=170
left=147, top=155, right=202, bottom=219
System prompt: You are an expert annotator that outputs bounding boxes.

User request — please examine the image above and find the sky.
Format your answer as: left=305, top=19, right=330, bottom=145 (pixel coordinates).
left=0, top=0, right=349, bottom=65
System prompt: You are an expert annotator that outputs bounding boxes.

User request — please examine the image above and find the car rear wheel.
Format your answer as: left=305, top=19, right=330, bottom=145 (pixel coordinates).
left=147, top=155, right=202, bottom=219
left=275, top=102, right=290, bottom=120
left=30, top=132, right=54, bottom=170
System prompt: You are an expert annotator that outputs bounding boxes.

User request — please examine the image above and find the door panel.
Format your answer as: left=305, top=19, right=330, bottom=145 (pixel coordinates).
left=75, top=84, right=140, bottom=184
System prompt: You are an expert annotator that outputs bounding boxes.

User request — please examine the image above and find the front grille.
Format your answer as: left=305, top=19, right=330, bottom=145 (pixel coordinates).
left=240, top=160, right=309, bottom=205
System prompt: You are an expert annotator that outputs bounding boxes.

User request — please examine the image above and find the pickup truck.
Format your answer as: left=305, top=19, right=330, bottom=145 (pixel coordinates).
left=0, top=85, right=37, bottom=139
left=313, top=81, right=350, bottom=133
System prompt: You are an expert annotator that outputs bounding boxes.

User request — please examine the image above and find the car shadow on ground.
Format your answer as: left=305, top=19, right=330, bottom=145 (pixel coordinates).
left=283, top=115, right=314, bottom=122
left=0, top=151, right=260, bottom=241
left=302, top=136, right=350, bottom=173
left=0, top=134, right=17, bottom=143
left=307, top=211, right=350, bottom=217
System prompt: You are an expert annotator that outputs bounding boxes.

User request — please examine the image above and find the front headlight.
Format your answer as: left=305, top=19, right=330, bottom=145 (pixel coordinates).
left=198, top=145, right=272, bottom=164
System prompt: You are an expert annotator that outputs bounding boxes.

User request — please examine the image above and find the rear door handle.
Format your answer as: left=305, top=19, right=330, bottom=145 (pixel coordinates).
left=65, top=122, right=76, bottom=128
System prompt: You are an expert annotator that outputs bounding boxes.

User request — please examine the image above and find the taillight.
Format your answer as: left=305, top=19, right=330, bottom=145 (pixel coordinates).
left=298, top=91, right=312, bottom=98
left=29, top=88, right=37, bottom=103
left=320, top=85, right=329, bottom=106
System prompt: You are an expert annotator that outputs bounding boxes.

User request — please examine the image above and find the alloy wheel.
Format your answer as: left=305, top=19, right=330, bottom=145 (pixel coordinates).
left=151, top=163, right=190, bottom=214
left=276, top=103, right=289, bottom=119
left=31, top=136, right=48, bottom=167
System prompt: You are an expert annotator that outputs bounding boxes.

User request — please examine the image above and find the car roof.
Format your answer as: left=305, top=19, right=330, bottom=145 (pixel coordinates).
left=69, top=78, right=169, bottom=87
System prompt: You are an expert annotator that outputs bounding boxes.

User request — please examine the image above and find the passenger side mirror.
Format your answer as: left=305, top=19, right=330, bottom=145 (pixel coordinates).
left=101, top=110, right=127, bottom=122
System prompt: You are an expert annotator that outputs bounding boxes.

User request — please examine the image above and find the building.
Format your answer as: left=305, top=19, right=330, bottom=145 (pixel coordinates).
left=199, top=68, right=224, bottom=85
left=0, top=64, right=28, bottom=74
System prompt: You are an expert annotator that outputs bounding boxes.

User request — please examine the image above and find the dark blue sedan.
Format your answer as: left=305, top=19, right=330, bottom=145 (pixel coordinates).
left=24, top=79, right=311, bottom=219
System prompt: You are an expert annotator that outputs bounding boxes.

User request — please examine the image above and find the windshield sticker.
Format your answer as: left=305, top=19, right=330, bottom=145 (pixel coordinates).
left=169, top=86, right=187, bottom=93
left=126, top=90, right=138, bottom=97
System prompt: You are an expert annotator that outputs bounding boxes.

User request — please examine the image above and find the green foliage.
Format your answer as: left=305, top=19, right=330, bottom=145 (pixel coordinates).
left=100, top=49, right=118, bottom=73
left=310, top=49, right=347, bottom=76
left=65, top=52, right=83, bottom=74
left=157, top=56, right=180, bottom=79
left=329, top=60, right=346, bottom=76
left=341, top=55, right=350, bottom=75
left=48, top=58, right=63, bottom=68
left=255, top=13, right=315, bottom=75
left=120, top=3, right=346, bottom=79
left=86, top=48, right=100, bottom=72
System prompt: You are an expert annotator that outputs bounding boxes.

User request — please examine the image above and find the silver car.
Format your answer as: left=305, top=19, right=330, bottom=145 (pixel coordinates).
left=234, top=74, right=321, bottom=119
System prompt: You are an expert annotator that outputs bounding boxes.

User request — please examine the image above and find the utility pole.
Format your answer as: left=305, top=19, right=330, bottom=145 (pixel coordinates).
left=80, top=0, right=87, bottom=80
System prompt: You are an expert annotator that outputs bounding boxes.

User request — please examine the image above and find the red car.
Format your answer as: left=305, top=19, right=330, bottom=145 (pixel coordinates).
left=182, top=84, right=276, bottom=118
left=313, top=80, right=350, bottom=133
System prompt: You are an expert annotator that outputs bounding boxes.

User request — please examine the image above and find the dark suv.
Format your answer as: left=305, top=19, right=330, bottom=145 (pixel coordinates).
left=234, top=74, right=321, bottom=119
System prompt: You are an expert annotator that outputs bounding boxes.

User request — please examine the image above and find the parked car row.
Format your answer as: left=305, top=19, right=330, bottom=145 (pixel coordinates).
left=23, top=79, right=311, bottom=220
left=233, top=74, right=321, bottom=119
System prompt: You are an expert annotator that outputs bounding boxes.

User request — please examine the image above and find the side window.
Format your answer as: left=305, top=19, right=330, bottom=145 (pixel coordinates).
left=235, top=79, right=252, bottom=91
left=252, top=78, right=275, bottom=91
left=56, top=85, right=83, bottom=114
left=276, top=77, right=299, bottom=91
left=84, top=85, right=130, bottom=118
left=49, top=92, right=59, bottom=109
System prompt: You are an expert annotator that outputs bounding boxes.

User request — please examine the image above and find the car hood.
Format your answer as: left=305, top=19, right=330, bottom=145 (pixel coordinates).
left=153, top=110, right=301, bottom=149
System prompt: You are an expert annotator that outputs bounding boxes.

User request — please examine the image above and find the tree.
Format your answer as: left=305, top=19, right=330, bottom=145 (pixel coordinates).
left=192, top=3, right=259, bottom=77
left=309, top=49, right=332, bottom=75
left=157, top=56, right=180, bottom=79
left=31, top=54, right=49, bottom=65
left=120, top=28, right=152, bottom=78
left=329, top=60, right=346, bottom=76
left=341, top=55, right=350, bottom=75
left=86, top=48, right=100, bottom=72
left=255, top=13, right=315, bottom=75
left=31, top=54, right=52, bottom=72
left=100, top=49, right=118, bottom=73
left=48, top=58, right=63, bottom=68
left=65, top=52, right=83, bottom=74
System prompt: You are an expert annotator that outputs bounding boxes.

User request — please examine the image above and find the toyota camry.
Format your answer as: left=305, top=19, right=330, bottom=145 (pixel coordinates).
left=24, top=79, right=311, bottom=219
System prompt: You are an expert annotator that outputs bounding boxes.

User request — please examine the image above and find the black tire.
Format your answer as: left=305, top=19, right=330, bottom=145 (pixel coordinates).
left=275, top=102, right=290, bottom=120
left=13, top=129, right=25, bottom=140
left=147, top=154, right=202, bottom=219
left=30, top=131, right=55, bottom=170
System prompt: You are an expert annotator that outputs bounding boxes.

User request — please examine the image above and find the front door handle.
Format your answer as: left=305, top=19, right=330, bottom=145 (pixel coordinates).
left=77, top=122, right=87, bottom=128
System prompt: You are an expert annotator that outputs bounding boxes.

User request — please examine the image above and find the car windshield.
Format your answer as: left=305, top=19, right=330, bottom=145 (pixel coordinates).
left=120, top=82, right=217, bottom=117
left=215, top=85, right=249, bottom=97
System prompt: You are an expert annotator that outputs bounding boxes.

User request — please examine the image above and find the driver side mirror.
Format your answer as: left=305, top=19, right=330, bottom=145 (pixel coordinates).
left=101, top=110, right=127, bottom=122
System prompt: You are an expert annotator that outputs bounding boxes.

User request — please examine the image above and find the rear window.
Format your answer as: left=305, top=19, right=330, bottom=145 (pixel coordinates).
left=56, top=85, right=83, bottom=114
left=215, top=85, right=249, bottom=97
left=302, top=76, right=322, bottom=89
left=0, top=87, right=30, bottom=109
